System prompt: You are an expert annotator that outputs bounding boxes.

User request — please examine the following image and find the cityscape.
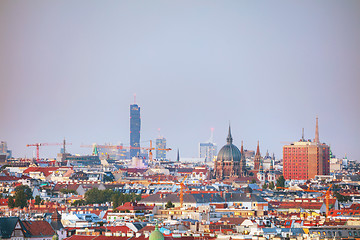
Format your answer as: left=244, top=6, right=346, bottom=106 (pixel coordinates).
left=1, top=1, right=360, bottom=240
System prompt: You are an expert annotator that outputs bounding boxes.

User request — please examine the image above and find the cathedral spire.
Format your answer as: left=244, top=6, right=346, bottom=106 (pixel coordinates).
left=256, top=141, right=260, bottom=156
left=227, top=124, right=233, bottom=144
left=241, top=141, right=244, bottom=154
left=314, top=116, right=319, bottom=143
left=254, top=141, right=261, bottom=171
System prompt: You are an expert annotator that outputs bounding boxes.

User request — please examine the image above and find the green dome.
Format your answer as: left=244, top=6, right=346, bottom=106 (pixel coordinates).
left=149, top=225, right=164, bottom=240
left=52, top=234, right=58, bottom=240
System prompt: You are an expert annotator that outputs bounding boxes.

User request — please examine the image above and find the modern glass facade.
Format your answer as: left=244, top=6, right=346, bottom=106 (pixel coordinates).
left=156, top=137, right=166, bottom=160
left=130, top=104, right=141, bottom=158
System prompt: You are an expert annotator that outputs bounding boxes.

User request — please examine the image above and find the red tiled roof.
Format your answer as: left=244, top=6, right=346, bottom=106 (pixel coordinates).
left=0, top=176, right=20, bottom=181
left=21, top=220, right=55, bottom=237
left=192, top=168, right=207, bottom=174
left=53, top=183, right=80, bottom=191
left=64, top=236, right=130, bottom=240
left=23, top=167, right=60, bottom=177
left=0, top=198, right=8, bottom=206
left=104, top=226, right=131, bottom=233
left=116, top=202, right=153, bottom=211
left=278, top=202, right=323, bottom=210
left=219, top=217, right=246, bottom=225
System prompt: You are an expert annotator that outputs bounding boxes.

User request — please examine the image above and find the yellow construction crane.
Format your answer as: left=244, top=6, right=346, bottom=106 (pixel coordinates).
left=180, top=175, right=188, bottom=208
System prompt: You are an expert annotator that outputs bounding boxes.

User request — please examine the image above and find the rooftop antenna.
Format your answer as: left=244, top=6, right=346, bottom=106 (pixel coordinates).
left=157, top=128, right=162, bottom=138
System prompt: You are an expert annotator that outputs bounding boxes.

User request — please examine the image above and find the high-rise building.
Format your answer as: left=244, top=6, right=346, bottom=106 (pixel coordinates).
left=156, top=137, right=166, bottom=160
left=199, top=128, right=217, bottom=162
left=0, top=141, right=10, bottom=158
left=283, top=117, right=330, bottom=180
left=0, top=141, right=7, bottom=155
left=130, top=103, right=141, bottom=158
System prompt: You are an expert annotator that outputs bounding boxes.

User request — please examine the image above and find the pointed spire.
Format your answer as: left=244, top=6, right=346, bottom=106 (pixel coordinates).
left=63, top=138, right=66, bottom=154
left=259, top=158, right=264, bottom=173
left=226, top=124, right=233, bottom=144
left=256, top=141, right=260, bottom=156
left=241, top=141, right=244, bottom=154
left=270, top=159, right=274, bottom=173
left=315, top=116, right=319, bottom=143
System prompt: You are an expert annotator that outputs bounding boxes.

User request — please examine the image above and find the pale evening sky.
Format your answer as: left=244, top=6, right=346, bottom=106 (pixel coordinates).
left=1, top=1, right=359, bottom=161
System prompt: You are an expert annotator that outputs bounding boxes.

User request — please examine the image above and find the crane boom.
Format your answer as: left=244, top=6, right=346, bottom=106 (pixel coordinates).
left=26, top=141, right=72, bottom=161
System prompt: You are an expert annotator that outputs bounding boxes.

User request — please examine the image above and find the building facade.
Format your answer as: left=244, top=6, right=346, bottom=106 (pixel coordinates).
left=156, top=137, right=166, bottom=160
left=283, top=117, right=330, bottom=180
left=130, top=103, right=141, bottom=158
left=199, top=142, right=217, bottom=162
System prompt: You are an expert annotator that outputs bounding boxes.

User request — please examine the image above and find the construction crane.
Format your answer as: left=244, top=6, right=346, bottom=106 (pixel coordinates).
left=180, top=175, right=188, bottom=208
left=276, top=184, right=333, bottom=216
left=26, top=140, right=72, bottom=161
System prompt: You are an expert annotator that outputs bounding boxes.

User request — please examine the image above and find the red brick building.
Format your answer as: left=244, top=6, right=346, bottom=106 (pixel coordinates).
left=283, top=118, right=330, bottom=180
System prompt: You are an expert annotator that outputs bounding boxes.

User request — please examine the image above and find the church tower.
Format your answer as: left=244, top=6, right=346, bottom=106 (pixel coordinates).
left=254, top=141, right=261, bottom=171
left=240, top=141, right=247, bottom=177
left=268, top=159, right=276, bottom=182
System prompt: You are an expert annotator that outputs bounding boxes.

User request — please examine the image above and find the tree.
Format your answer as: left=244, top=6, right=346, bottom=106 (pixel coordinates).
left=14, top=185, right=32, bottom=200
left=8, top=196, right=15, bottom=209
left=60, top=189, right=77, bottom=195
left=268, top=181, right=275, bottom=190
left=112, top=194, right=120, bottom=209
left=276, top=175, right=286, bottom=188
left=334, top=192, right=351, bottom=202
left=14, top=190, right=28, bottom=208
left=35, top=195, right=41, bottom=205
left=262, top=183, right=268, bottom=189
left=165, top=201, right=174, bottom=209
left=251, top=179, right=257, bottom=184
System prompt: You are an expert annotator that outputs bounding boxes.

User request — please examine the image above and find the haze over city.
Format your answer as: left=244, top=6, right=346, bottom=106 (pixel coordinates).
left=1, top=1, right=360, bottom=161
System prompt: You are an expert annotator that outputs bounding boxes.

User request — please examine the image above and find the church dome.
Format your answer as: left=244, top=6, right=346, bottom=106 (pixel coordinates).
left=149, top=225, right=164, bottom=240
left=217, top=126, right=241, bottom=162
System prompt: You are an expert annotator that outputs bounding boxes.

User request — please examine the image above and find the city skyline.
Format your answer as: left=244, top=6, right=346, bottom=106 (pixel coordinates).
left=1, top=1, right=359, bottom=161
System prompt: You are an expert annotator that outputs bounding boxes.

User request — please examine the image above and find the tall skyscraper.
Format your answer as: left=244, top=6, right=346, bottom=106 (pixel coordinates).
left=283, top=117, right=330, bottom=180
left=156, top=137, right=166, bottom=160
left=130, top=102, right=141, bottom=159
left=199, top=128, right=217, bottom=162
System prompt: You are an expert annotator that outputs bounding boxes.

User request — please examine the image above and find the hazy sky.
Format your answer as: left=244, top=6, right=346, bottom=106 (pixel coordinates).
left=1, top=1, right=360, bottom=161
